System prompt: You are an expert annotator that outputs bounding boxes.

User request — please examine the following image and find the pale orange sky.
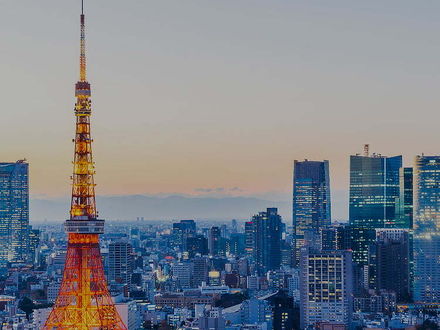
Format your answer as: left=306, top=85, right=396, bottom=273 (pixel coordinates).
left=2, top=0, right=440, bottom=220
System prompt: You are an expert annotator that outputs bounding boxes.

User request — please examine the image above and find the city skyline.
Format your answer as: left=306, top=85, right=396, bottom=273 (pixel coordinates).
left=3, top=1, right=440, bottom=221
left=2, top=2, right=440, bottom=329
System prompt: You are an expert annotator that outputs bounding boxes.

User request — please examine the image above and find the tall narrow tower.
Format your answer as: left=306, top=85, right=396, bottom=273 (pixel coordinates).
left=44, top=2, right=127, bottom=329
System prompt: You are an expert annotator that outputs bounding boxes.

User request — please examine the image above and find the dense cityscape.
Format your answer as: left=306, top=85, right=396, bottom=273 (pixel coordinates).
left=2, top=1, right=440, bottom=330
left=1, top=147, right=439, bottom=329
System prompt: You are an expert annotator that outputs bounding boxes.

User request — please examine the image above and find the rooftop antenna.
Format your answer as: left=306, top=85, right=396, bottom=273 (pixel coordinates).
left=364, top=144, right=370, bottom=157
left=80, top=0, right=86, bottom=81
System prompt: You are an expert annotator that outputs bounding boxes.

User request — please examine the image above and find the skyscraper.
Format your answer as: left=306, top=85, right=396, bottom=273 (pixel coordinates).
left=209, top=226, right=221, bottom=256
left=253, top=208, right=282, bottom=273
left=413, top=155, right=440, bottom=302
left=293, top=160, right=331, bottom=264
left=173, top=262, right=193, bottom=289
left=330, top=224, right=375, bottom=292
left=186, top=234, right=208, bottom=258
left=28, top=227, right=41, bottom=265
left=172, top=219, right=196, bottom=250
left=396, top=167, right=413, bottom=229
left=374, top=229, right=410, bottom=302
left=108, top=241, right=134, bottom=285
left=300, top=249, right=353, bottom=328
left=228, top=233, right=246, bottom=257
left=349, top=150, right=402, bottom=228
left=192, top=256, right=209, bottom=288
left=245, top=221, right=256, bottom=258
left=0, top=160, right=29, bottom=265
left=342, top=226, right=376, bottom=267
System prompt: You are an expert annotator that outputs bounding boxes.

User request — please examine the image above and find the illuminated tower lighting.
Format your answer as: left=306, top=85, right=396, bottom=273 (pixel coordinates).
left=44, top=2, right=127, bottom=329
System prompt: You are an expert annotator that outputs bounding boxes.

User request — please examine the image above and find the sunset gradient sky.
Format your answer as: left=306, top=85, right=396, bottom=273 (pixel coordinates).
left=2, top=0, right=440, bottom=220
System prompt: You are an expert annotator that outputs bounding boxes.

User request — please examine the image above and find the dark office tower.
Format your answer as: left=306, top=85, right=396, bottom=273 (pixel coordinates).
left=108, top=241, right=134, bottom=285
left=342, top=226, right=376, bottom=267
left=321, top=226, right=339, bottom=250
left=245, top=221, right=256, bottom=258
left=209, top=226, right=221, bottom=256
left=172, top=219, right=196, bottom=250
left=179, top=219, right=196, bottom=232
left=281, top=240, right=293, bottom=267
left=374, top=229, right=410, bottom=302
left=28, top=228, right=41, bottom=264
left=413, top=155, right=440, bottom=302
left=186, top=234, right=208, bottom=258
left=335, top=225, right=376, bottom=293
left=228, top=233, right=246, bottom=257
left=0, top=161, right=29, bottom=266
left=349, top=150, right=402, bottom=228
left=254, top=208, right=282, bottom=273
left=192, top=256, right=209, bottom=288
left=396, top=167, right=413, bottom=229
left=267, top=290, right=298, bottom=330
left=293, top=160, right=331, bottom=265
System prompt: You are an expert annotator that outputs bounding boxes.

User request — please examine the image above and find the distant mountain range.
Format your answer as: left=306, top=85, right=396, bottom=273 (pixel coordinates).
left=30, top=195, right=291, bottom=223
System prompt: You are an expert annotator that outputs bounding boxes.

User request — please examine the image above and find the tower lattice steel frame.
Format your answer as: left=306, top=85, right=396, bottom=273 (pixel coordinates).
left=44, top=2, right=127, bottom=329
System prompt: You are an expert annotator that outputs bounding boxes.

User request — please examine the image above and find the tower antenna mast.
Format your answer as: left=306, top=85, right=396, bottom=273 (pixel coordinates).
left=80, top=0, right=86, bottom=81
left=44, top=1, right=127, bottom=328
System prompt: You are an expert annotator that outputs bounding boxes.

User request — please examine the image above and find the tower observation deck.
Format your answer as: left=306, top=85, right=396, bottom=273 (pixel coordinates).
left=44, top=2, right=127, bottom=329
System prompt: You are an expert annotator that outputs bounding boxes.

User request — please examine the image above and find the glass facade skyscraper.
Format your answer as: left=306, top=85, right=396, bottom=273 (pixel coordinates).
left=413, top=155, right=440, bottom=302
left=253, top=208, right=282, bottom=274
left=349, top=154, right=402, bottom=228
left=292, top=160, right=331, bottom=264
left=375, top=229, right=411, bottom=302
left=0, top=161, right=29, bottom=266
left=396, top=167, right=413, bottom=229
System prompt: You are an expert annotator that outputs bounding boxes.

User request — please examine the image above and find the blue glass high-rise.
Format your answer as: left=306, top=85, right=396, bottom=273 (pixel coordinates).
left=292, top=160, right=331, bottom=264
left=349, top=153, right=402, bottom=228
left=0, top=161, right=29, bottom=267
left=253, top=208, right=282, bottom=274
left=397, top=167, right=413, bottom=229
left=413, top=155, right=440, bottom=302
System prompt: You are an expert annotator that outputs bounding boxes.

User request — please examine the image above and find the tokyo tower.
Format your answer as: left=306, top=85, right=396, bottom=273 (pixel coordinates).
left=44, top=2, right=127, bottom=329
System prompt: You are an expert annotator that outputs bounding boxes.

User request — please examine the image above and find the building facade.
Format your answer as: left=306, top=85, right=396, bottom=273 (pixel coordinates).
left=293, top=160, right=331, bottom=264
left=245, top=221, right=256, bottom=259
left=192, top=257, right=209, bottom=288
left=375, top=229, right=410, bottom=302
left=108, top=241, right=134, bottom=285
left=186, top=235, right=208, bottom=258
left=396, top=167, right=413, bottom=229
left=253, top=208, right=282, bottom=274
left=413, top=155, right=440, bottom=302
left=172, top=220, right=196, bottom=250
left=349, top=153, right=402, bottom=228
left=173, top=262, right=193, bottom=289
left=300, top=249, right=353, bottom=329
left=209, top=226, right=221, bottom=256
left=0, top=161, right=29, bottom=266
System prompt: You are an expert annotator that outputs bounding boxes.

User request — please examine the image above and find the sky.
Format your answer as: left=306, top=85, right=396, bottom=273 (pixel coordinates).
left=2, top=0, right=440, bottom=221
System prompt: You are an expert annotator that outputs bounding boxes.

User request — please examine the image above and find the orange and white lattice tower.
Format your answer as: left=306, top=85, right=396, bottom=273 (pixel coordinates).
left=44, top=2, right=127, bottom=329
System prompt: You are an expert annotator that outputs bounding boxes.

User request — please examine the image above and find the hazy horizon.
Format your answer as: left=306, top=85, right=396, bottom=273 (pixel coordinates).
left=28, top=189, right=347, bottom=224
